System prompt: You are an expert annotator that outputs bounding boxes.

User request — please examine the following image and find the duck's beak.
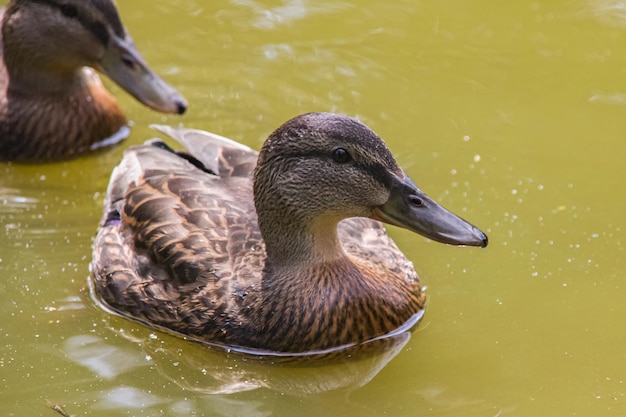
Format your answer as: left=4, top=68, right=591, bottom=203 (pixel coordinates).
left=371, top=172, right=488, bottom=248
left=98, top=33, right=187, bottom=115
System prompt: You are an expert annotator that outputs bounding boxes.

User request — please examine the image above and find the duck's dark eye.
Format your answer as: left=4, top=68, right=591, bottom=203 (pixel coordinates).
left=60, top=3, right=78, bottom=18
left=332, top=148, right=352, bottom=163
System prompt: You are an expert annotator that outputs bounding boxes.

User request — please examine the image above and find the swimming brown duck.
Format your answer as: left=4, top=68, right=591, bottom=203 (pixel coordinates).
left=91, top=113, right=488, bottom=355
left=0, top=0, right=187, bottom=162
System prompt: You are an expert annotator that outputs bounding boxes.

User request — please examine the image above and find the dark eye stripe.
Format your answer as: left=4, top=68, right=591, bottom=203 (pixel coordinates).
left=287, top=149, right=393, bottom=188
left=60, top=3, right=77, bottom=17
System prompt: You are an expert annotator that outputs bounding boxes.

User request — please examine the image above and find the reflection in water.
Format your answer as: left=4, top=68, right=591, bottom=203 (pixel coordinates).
left=196, top=395, right=271, bottom=417
left=230, top=0, right=352, bottom=29
left=95, top=386, right=166, bottom=410
left=589, top=91, right=626, bottom=106
left=64, top=335, right=149, bottom=379
left=101, top=319, right=413, bottom=396
left=1, top=187, right=39, bottom=245
left=586, top=0, right=626, bottom=26
left=0, top=188, right=38, bottom=213
left=51, top=296, right=85, bottom=312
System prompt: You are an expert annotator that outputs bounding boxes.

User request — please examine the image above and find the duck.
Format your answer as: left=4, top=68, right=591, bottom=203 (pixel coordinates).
left=91, top=112, right=488, bottom=355
left=0, top=0, right=187, bottom=162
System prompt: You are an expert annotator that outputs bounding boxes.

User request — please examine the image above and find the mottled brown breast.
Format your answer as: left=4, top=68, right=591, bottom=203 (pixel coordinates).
left=0, top=76, right=126, bottom=161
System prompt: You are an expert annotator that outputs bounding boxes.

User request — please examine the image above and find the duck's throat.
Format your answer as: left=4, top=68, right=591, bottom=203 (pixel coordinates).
left=261, top=216, right=346, bottom=268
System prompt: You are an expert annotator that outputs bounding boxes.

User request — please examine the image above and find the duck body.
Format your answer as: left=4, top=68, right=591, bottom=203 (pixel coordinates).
left=0, top=0, right=187, bottom=162
left=92, top=113, right=487, bottom=354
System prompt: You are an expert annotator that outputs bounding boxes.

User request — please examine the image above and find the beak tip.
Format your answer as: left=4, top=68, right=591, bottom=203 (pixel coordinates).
left=479, top=232, right=488, bottom=248
left=175, top=99, right=187, bottom=115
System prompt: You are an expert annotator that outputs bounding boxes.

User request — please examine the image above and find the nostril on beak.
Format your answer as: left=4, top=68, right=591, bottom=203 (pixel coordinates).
left=409, top=196, right=424, bottom=207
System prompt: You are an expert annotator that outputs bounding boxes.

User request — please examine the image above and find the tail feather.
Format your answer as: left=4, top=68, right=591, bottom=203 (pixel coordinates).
left=151, top=125, right=258, bottom=178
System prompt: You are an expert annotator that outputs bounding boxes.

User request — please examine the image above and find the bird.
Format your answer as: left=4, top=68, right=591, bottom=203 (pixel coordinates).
left=0, top=0, right=187, bottom=162
left=91, top=112, right=488, bottom=355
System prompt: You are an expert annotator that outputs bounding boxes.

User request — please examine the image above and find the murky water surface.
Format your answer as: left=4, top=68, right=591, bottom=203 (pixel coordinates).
left=2, top=0, right=626, bottom=415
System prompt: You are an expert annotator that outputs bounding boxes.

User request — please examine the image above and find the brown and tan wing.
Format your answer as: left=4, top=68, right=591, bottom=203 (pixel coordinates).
left=92, top=140, right=264, bottom=338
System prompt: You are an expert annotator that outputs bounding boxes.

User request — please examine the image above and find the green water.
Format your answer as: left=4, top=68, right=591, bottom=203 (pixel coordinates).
left=2, top=0, right=626, bottom=415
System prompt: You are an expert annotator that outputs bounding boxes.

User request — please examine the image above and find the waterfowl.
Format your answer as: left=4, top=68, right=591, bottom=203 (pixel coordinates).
left=0, top=0, right=187, bottom=162
left=91, top=113, right=488, bottom=355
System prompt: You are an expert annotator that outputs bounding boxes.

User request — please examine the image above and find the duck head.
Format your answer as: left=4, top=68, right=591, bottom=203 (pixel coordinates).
left=253, top=113, right=487, bottom=265
left=2, top=0, right=187, bottom=114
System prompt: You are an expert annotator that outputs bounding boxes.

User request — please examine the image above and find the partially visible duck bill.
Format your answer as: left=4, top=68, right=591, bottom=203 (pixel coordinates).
left=0, top=0, right=187, bottom=162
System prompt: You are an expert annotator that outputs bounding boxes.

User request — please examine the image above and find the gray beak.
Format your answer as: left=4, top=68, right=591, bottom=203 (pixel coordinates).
left=371, top=172, right=488, bottom=248
left=98, top=33, right=187, bottom=115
